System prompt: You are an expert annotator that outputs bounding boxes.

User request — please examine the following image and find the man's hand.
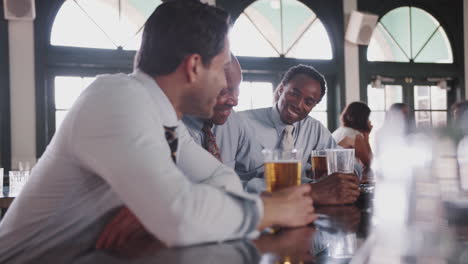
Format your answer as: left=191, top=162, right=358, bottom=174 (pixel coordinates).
left=258, top=185, right=317, bottom=230
left=310, top=173, right=360, bottom=205
left=96, top=206, right=153, bottom=250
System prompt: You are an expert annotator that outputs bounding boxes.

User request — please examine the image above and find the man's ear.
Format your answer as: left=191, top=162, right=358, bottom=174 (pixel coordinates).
left=183, top=54, right=203, bottom=83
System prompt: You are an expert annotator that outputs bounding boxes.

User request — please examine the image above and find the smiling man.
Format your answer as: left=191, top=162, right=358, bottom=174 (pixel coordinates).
left=0, top=2, right=316, bottom=262
left=182, top=55, right=264, bottom=183
left=240, top=65, right=360, bottom=205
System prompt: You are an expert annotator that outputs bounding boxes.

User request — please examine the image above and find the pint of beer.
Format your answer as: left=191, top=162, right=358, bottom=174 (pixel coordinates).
left=310, top=150, right=329, bottom=182
left=263, top=149, right=302, bottom=192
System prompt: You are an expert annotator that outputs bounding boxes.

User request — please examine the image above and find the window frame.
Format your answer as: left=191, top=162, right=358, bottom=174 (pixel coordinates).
left=0, top=3, right=11, bottom=171
left=358, top=1, right=464, bottom=114
left=35, top=0, right=137, bottom=157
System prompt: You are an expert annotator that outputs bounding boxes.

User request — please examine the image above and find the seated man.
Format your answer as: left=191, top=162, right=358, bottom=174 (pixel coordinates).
left=183, top=55, right=264, bottom=184
left=0, top=2, right=316, bottom=262
left=240, top=65, right=360, bottom=205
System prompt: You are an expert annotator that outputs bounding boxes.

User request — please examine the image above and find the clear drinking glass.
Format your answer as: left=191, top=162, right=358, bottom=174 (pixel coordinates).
left=326, top=149, right=355, bottom=174
left=9, top=170, right=27, bottom=196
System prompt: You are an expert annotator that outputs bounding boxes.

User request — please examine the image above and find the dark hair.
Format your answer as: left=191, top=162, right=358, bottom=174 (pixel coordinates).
left=341, top=102, right=371, bottom=132
left=273, top=64, right=327, bottom=102
left=136, top=0, right=230, bottom=76
left=388, top=103, right=408, bottom=114
left=451, top=101, right=468, bottom=120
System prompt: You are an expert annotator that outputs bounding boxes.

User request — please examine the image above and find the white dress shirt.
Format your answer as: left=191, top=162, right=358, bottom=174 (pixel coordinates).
left=0, top=71, right=262, bottom=263
left=182, top=112, right=264, bottom=183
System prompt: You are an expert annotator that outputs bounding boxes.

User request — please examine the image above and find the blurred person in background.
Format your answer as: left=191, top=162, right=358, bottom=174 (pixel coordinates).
left=332, top=101, right=373, bottom=169
left=451, top=100, right=468, bottom=135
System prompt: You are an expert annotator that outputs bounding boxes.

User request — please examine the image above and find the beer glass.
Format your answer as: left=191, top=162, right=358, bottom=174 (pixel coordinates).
left=326, top=149, right=355, bottom=174
left=262, top=148, right=302, bottom=192
left=310, top=150, right=329, bottom=182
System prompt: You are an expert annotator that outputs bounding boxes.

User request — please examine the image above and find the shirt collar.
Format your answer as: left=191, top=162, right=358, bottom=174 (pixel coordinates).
left=271, top=104, right=297, bottom=137
left=182, top=116, right=206, bottom=132
left=131, top=70, right=179, bottom=127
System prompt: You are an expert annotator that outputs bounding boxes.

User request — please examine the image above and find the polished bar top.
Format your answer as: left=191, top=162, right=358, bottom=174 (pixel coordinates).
left=26, top=190, right=468, bottom=264
left=29, top=197, right=373, bottom=264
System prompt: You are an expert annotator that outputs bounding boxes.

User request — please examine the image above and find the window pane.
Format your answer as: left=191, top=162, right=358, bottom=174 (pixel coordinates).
left=234, top=82, right=273, bottom=112
left=243, top=0, right=282, bottom=52
left=230, top=14, right=279, bottom=57
left=83, top=77, right=97, bottom=88
left=414, top=27, right=453, bottom=63
left=431, top=85, right=447, bottom=110
left=309, top=111, right=327, bottom=128
left=51, top=0, right=161, bottom=49
left=286, top=19, right=333, bottom=60
left=367, top=6, right=453, bottom=63
left=411, top=7, right=439, bottom=57
left=367, top=84, right=402, bottom=111
left=55, top=76, right=86, bottom=109
left=123, top=30, right=142, bottom=51
left=314, top=92, right=327, bottom=111
left=51, top=1, right=116, bottom=49
left=367, top=24, right=410, bottom=62
left=432, top=111, right=447, bottom=127
left=384, top=85, right=403, bottom=109
left=414, top=86, right=430, bottom=110
left=56, top=110, right=68, bottom=130
left=282, top=0, right=316, bottom=52
left=380, top=7, right=411, bottom=58
left=367, top=84, right=385, bottom=111
left=231, top=0, right=332, bottom=59
left=415, top=111, right=431, bottom=128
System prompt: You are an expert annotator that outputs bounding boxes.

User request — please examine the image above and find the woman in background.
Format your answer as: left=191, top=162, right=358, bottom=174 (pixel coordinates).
left=332, top=101, right=373, bottom=169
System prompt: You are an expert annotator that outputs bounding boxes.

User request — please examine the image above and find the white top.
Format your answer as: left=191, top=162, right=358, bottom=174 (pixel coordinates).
left=332, top=126, right=363, bottom=146
left=0, top=71, right=262, bottom=263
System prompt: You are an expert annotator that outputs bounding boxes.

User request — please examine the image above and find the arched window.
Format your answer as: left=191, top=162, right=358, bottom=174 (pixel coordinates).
left=229, top=0, right=336, bottom=128
left=363, top=6, right=457, bottom=150
left=51, top=0, right=161, bottom=50
left=36, top=1, right=162, bottom=153
left=230, top=0, right=333, bottom=60
left=367, top=7, right=453, bottom=63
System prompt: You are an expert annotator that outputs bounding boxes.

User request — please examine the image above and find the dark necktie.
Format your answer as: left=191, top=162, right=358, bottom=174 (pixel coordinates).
left=164, top=126, right=178, bottom=163
left=201, top=122, right=222, bottom=162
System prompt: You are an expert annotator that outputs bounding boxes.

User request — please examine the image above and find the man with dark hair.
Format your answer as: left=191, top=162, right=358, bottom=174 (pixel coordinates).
left=241, top=64, right=360, bottom=205
left=182, top=55, right=264, bottom=183
left=0, top=2, right=316, bottom=262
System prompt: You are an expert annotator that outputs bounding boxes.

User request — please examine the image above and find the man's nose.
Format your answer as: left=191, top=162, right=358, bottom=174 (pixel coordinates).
left=226, top=94, right=238, bottom=107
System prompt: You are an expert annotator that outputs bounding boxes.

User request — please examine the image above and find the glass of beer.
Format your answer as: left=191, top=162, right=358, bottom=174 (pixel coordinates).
left=263, top=148, right=302, bottom=192
left=310, top=150, right=329, bottom=182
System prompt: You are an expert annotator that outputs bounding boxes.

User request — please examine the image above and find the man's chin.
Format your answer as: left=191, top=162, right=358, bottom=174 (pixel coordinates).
left=211, top=113, right=229, bottom=125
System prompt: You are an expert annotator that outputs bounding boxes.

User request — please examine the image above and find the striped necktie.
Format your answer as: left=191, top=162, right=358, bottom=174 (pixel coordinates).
left=201, top=122, right=222, bottom=161
left=164, top=126, right=178, bottom=163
